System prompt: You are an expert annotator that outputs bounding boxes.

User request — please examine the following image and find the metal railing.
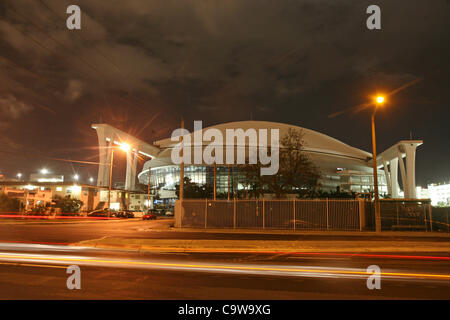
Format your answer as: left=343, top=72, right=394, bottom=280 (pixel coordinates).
left=176, top=199, right=362, bottom=231
left=174, top=198, right=443, bottom=232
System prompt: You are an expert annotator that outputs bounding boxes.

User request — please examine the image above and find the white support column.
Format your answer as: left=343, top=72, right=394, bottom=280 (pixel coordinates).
left=125, top=151, right=132, bottom=191
left=95, top=128, right=107, bottom=187
left=382, top=159, right=392, bottom=196
left=131, top=151, right=138, bottom=190
left=105, top=140, right=113, bottom=187
left=390, top=157, right=399, bottom=198
left=404, top=144, right=418, bottom=198
left=93, top=125, right=114, bottom=188
left=397, top=151, right=408, bottom=198
left=374, top=140, right=422, bottom=199
left=125, top=149, right=138, bottom=191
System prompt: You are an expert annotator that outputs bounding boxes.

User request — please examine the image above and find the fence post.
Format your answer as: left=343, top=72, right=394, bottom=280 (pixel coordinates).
left=205, top=198, right=208, bottom=228
left=262, top=199, right=265, bottom=229
left=358, top=198, right=365, bottom=231
left=233, top=197, right=236, bottom=229
left=293, top=198, right=296, bottom=230
left=424, top=203, right=428, bottom=232
left=326, top=198, right=329, bottom=230
left=396, top=201, right=399, bottom=226
left=447, top=209, right=449, bottom=233
left=429, top=203, right=433, bottom=232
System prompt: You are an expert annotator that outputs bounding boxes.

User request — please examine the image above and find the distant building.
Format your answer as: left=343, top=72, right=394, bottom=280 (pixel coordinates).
left=131, top=121, right=422, bottom=200
left=0, top=181, right=149, bottom=213
left=29, top=173, right=64, bottom=183
left=427, top=182, right=450, bottom=207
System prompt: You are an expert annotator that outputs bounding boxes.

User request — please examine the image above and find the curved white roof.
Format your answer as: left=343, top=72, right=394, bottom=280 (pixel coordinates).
left=154, top=121, right=371, bottom=161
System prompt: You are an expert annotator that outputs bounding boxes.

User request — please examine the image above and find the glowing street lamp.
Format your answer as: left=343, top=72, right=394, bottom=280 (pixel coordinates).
left=119, top=143, right=131, bottom=152
left=17, top=173, right=22, bottom=180
left=89, top=177, right=94, bottom=184
left=371, top=95, right=385, bottom=233
left=376, top=96, right=384, bottom=104
left=40, top=168, right=49, bottom=175
left=73, top=174, right=79, bottom=181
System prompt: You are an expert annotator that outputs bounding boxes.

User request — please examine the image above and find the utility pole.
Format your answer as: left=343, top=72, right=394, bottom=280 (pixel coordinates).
left=371, top=111, right=381, bottom=232
left=107, top=148, right=114, bottom=218
left=179, top=119, right=184, bottom=201
left=147, top=166, right=151, bottom=213
left=213, top=163, right=217, bottom=201
left=227, top=165, right=230, bottom=201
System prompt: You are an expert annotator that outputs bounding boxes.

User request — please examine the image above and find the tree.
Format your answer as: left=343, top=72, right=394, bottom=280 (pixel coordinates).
left=53, top=196, right=83, bottom=213
left=241, top=128, right=321, bottom=198
left=175, top=177, right=213, bottom=199
left=0, top=192, right=20, bottom=213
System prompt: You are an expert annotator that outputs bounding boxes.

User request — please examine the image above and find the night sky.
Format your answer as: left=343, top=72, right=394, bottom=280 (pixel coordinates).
left=0, top=0, right=449, bottom=186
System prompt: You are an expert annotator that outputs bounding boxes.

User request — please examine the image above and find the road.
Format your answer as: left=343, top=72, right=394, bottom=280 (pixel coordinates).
left=0, top=219, right=449, bottom=299
left=1, top=218, right=449, bottom=243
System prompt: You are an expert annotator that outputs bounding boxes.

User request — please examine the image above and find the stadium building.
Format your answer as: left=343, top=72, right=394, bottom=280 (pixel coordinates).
left=92, top=121, right=423, bottom=203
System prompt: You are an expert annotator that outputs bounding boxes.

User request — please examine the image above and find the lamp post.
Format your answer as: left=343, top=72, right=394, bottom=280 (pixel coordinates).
left=179, top=119, right=184, bottom=202
left=372, top=96, right=384, bottom=232
left=147, top=166, right=151, bottom=214
left=107, top=142, right=130, bottom=217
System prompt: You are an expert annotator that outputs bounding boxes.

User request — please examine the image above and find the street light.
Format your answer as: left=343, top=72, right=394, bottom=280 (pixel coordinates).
left=89, top=177, right=94, bottom=184
left=118, top=142, right=130, bottom=152
left=371, top=95, right=384, bottom=232
left=73, top=174, right=79, bottom=181
left=40, top=168, right=49, bottom=175
left=17, top=173, right=22, bottom=180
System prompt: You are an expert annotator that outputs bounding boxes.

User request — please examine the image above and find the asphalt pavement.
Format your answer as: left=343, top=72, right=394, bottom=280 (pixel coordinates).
left=0, top=218, right=449, bottom=299
left=1, top=218, right=449, bottom=244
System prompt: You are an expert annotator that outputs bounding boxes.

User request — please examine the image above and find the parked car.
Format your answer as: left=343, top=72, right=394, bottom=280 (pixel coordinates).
left=143, top=209, right=158, bottom=220
left=116, top=210, right=135, bottom=218
left=130, top=210, right=145, bottom=218
left=165, top=211, right=174, bottom=216
left=59, top=213, right=80, bottom=217
left=88, top=209, right=115, bottom=217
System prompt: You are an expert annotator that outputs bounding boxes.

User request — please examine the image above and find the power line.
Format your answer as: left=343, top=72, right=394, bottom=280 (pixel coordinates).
left=35, top=0, right=165, bottom=120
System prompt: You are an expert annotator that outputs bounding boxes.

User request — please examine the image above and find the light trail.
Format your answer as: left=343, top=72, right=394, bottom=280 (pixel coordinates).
left=165, top=249, right=450, bottom=261
left=0, top=261, right=66, bottom=269
left=0, top=242, right=449, bottom=261
left=0, top=214, right=120, bottom=220
left=0, top=252, right=449, bottom=281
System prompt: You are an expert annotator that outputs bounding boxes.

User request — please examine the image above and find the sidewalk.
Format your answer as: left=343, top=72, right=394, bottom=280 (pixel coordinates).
left=72, top=236, right=450, bottom=254
left=169, top=226, right=450, bottom=238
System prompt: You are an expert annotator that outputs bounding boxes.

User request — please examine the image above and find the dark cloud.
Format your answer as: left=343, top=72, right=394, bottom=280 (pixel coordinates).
left=0, top=94, right=33, bottom=119
left=0, top=0, right=448, bottom=185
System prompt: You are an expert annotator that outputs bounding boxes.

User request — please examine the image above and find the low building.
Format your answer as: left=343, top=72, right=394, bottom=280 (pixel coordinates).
left=2, top=186, right=53, bottom=211
left=427, top=182, right=450, bottom=207
left=0, top=181, right=149, bottom=213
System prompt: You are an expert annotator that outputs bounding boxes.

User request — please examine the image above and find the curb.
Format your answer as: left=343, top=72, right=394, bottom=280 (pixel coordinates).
left=71, top=238, right=450, bottom=255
